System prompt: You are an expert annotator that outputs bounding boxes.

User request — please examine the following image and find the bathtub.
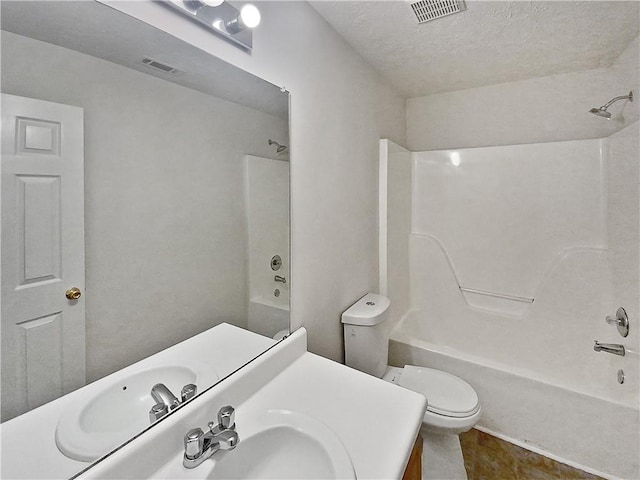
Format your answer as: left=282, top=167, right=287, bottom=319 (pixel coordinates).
left=247, top=296, right=289, bottom=339
left=389, top=322, right=640, bottom=480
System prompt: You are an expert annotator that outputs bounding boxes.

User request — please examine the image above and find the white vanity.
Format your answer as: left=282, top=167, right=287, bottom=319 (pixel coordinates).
left=1, top=325, right=425, bottom=479
left=79, top=328, right=426, bottom=479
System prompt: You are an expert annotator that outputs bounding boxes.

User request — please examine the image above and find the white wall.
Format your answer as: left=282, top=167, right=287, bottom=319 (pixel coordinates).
left=102, top=1, right=407, bottom=361
left=407, top=36, right=639, bottom=150
left=1, top=31, right=288, bottom=381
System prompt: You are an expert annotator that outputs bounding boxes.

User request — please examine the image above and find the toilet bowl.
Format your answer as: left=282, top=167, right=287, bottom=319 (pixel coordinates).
left=383, top=366, right=481, bottom=435
left=273, top=329, right=289, bottom=341
left=342, top=293, right=481, bottom=480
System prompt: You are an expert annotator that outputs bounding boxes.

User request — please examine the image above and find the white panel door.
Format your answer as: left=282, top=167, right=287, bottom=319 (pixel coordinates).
left=1, top=94, right=85, bottom=421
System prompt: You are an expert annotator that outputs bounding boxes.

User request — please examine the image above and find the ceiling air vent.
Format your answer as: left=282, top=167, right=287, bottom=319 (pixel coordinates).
left=139, top=57, right=182, bottom=75
left=410, top=0, right=466, bottom=24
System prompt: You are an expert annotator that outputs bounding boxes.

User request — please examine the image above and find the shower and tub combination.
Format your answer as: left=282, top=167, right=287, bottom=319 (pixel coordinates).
left=378, top=90, right=639, bottom=479
left=245, top=150, right=290, bottom=340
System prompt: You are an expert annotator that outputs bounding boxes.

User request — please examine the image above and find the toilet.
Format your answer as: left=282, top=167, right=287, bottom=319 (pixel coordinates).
left=342, top=293, right=481, bottom=480
left=273, top=329, right=289, bottom=341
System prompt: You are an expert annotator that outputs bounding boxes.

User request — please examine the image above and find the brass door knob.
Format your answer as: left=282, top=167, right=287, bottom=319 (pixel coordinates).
left=65, top=287, right=82, bottom=300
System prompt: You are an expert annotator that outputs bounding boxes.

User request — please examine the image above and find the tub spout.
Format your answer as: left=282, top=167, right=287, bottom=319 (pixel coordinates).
left=593, top=341, right=625, bottom=356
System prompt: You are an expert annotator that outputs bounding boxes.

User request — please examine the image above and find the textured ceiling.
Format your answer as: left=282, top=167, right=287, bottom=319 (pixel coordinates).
left=310, top=1, right=640, bottom=97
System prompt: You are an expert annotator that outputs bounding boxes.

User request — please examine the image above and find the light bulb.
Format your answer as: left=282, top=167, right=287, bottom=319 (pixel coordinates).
left=240, top=4, right=261, bottom=28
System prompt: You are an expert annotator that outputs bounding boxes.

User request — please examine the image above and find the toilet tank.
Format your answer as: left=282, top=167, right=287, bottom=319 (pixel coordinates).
left=341, top=293, right=390, bottom=378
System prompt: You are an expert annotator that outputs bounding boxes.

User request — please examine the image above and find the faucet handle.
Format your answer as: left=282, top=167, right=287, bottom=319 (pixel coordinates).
left=218, top=405, right=235, bottom=430
left=605, top=307, right=629, bottom=337
left=184, top=428, right=204, bottom=460
left=181, top=384, right=197, bottom=402
left=215, top=429, right=239, bottom=451
left=149, top=402, right=169, bottom=423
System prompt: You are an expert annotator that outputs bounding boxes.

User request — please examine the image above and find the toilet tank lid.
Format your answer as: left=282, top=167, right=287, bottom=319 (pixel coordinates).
left=341, top=293, right=390, bottom=326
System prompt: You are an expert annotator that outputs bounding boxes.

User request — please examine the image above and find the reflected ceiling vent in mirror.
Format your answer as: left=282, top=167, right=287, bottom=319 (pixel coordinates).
left=410, top=0, right=466, bottom=24
left=139, top=58, right=183, bottom=76
left=164, top=0, right=260, bottom=52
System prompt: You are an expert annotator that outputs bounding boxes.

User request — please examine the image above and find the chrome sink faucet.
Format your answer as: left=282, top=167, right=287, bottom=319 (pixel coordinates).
left=183, top=405, right=239, bottom=469
left=149, top=383, right=197, bottom=423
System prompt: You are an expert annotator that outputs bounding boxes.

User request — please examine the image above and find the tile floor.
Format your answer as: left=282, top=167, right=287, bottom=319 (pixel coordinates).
left=459, top=429, right=604, bottom=480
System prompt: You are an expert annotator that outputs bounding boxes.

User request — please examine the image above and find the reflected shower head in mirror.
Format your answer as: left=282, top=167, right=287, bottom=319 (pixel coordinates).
left=589, top=91, right=633, bottom=120
left=268, top=139, right=288, bottom=153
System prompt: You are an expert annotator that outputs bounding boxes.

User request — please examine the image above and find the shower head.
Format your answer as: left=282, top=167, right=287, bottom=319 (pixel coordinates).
left=268, top=139, right=288, bottom=153
left=589, top=91, right=633, bottom=120
left=589, top=107, right=612, bottom=119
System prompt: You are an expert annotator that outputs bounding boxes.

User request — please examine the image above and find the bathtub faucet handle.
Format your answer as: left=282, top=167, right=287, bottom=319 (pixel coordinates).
left=605, top=307, right=629, bottom=337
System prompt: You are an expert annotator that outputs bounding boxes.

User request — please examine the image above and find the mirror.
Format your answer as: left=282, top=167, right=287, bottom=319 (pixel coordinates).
left=0, top=0, right=289, bottom=469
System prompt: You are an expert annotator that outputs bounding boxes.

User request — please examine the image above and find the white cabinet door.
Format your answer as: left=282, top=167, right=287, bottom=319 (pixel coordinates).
left=1, top=93, right=85, bottom=421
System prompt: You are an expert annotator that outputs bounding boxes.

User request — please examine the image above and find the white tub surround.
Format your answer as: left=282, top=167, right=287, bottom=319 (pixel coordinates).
left=79, top=328, right=427, bottom=480
left=380, top=122, right=639, bottom=479
left=381, top=137, right=639, bottom=403
left=0, top=324, right=275, bottom=479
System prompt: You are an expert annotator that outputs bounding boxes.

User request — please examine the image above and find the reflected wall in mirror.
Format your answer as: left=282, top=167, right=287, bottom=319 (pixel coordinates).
left=1, top=0, right=289, bottom=436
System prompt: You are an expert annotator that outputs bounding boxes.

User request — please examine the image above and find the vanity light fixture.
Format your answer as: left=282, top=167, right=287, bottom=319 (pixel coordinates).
left=184, top=0, right=225, bottom=9
left=200, top=0, right=225, bottom=6
left=219, top=4, right=261, bottom=34
left=165, top=0, right=261, bottom=52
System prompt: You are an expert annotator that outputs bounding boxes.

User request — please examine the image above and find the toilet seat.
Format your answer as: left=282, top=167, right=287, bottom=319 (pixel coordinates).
left=398, top=366, right=480, bottom=418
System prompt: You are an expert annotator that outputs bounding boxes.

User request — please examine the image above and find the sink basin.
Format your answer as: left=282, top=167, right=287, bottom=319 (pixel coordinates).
left=155, top=410, right=355, bottom=480
left=56, top=363, right=217, bottom=462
